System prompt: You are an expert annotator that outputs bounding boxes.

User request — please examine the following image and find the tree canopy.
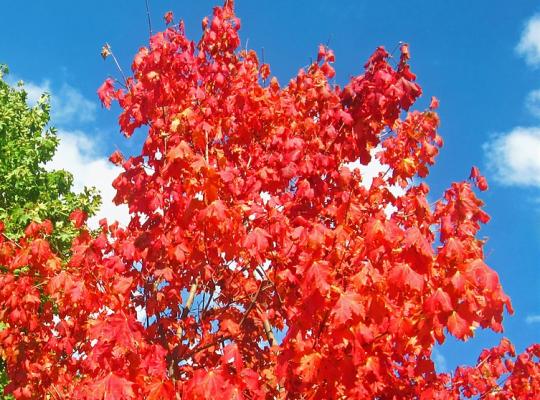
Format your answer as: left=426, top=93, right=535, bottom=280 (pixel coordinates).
left=0, top=2, right=539, bottom=399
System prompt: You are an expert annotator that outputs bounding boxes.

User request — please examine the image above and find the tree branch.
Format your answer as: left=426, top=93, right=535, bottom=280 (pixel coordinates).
left=1, top=232, right=21, bottom=249
left=145, top=0, right=153, bottom=37
left=262, top=316, right=277, bottom=347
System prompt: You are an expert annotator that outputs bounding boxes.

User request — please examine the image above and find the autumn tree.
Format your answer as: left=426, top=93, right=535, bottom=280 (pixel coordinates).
left=1, top=2, right=539, bottom=398
left=0, top=66, right=100, bottom=398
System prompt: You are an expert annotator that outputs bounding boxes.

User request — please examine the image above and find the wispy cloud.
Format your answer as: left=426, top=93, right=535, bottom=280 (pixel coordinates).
left=52, top=83, right=96, bottom=125
left=484, top=127, right=540, bottom=187
left=525, top=315, right=540, bottom=324
left=526, top=89, right=540, bottom=118
left=10, top=78, right=96, bottom=125
left=45, top=130, right=130, bottom=228
left=432, top=347, right=448, bottom=372
left=517, top=14, right=540, bottom=67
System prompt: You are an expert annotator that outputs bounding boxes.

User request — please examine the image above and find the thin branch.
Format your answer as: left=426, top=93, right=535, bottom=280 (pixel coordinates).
left=262, top=315, right=277, bottom=347
left=239, top=280, right=265, bottom=327
left=104, top=43, right=129, bottom=87
left=145, top=0, right=153, bottom=37
left=183, top=334, right=232, bottom=359
left=1, top=232, right=22, bottom=249
left=181, top=279, right=199, bottom=319
left=478, top=374, right=510, bottom=399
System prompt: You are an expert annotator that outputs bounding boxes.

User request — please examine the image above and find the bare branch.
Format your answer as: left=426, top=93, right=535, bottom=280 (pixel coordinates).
left=145, top=0, right=153, bottom=37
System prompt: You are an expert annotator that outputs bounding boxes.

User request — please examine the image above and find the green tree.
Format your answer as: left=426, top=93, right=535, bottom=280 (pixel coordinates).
left=0, top=65, right=100, bottom=254
left=0, top=65, right=100, bottom=398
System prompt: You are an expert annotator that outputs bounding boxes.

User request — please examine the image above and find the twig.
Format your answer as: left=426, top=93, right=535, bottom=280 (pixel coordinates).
left=104, top=43, right=129, bottom=87
left=239, top=280, right=265, bottom=327
left=262, top=315, right=277, bottom=346
left=145, top=0, right=153, bottom=37
left=181, top=279, right=199, bottom=319
left=1, top=232, right=22, bottom=248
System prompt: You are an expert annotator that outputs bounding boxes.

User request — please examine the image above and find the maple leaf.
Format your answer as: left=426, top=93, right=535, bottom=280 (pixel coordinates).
left=189, top=369, right=231, bottom=399
left=220, top=318, right=240, bottom=336
left=403, top=226, right=432, bottom=259
left=167, top=140, right=194, bottom=162
left=424, top=288, right=453, bottom=315
left=221, top=343, right=244, bottom=370
left=296, top=352, right=322, bottom=382
left=469, top=166, right=488, bottom=191
left=164, top=11, right=174, bottom=25
left=89, top=313, right=141, bottom=350
left=112, top=276, right=133, bottom=295
left=146, top=379, right=174, bottom=400
left=331, top=291, right=363, bottom=324
left=97, top=78, right=116, bottom=109
left=243, top=227, right=271, bottom=255
left=91, top=373, right=135, bottom=400
left=69, top=209, right=87, bottom=228
left=109, top=150, right=124, bottom=166
left=429, top=96, right=440, bottom=110
left=30, top=239, right=51, bottom=262
left=388, top=263, right=424, bottom=291
left=303, top=260, right=331, bottom=295
left=447, top=311, right=474, bottom=340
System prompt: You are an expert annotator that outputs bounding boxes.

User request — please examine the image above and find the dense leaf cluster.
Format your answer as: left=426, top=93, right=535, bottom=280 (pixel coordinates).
left=0, top=66, right=99, bottom=398
left=0, top=2, right=539, bottom=398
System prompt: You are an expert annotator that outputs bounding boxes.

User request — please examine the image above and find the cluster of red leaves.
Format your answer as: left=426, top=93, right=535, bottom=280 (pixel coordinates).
left=1, top=1, right=539, bottom=398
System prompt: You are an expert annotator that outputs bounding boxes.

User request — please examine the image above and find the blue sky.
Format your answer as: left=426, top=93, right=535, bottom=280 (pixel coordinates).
left=1, top=0, right=539, bottom=372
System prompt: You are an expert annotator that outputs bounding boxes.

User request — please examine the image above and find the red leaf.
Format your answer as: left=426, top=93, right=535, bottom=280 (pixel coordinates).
left=331, top=291, right=363, bottom=324
left=97, top=78, right=116, bottom=109
left=296, top=352, right=322, bottom=382
left=189, top=369, right=230, bottom=399
left=447, top=311, right=473, bottom=340
left=425, top=288, right=453, bottom=315
left=69, top=209, right=87, bottom=228
left=303, top=260, right=331, bottom=295
left=429, top=96, right=439, bottom=110
left=243, top=227, right=271, bottom=255
left=146, top=379, right=174, bottom=400
left=164, top=11, right=174, bottom=25
left=109, top=150, right=124, bottom=166
left=388, top=263, right=424, bottom=291
left=91, top=373, right=135, bottom=400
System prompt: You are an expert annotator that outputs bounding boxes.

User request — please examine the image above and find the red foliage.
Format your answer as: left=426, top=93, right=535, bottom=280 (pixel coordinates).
left=1, top=1, right=538, bottom=398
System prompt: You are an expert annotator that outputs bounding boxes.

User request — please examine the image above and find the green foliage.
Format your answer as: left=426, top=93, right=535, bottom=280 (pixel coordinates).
left=0, top=64, right=100, bottom=398
left=0, top=65, right=100, bottom=254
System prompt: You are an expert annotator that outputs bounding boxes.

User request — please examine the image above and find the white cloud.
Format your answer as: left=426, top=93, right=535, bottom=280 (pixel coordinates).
left=20, top=79, right=51, bottom=105
left=517, top=14, right=540, bottom=67
left=8, top=77, right=126, bottom=228
left=9, top=78, right=96, bottom=125
left=53, top=83, right=96, bottom=125
left=346, top=147, right=405, bottom=198
left=484, top=127, right=540, bottom=187
left=46, top=130, right=130, bottom=228
left=526, top=89, right=540, bottom=118
left=525, top=314, right=540, bottom=324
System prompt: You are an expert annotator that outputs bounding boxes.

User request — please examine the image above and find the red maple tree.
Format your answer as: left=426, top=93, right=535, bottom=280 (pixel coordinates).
left=1, top=1, right=539, bottom=398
